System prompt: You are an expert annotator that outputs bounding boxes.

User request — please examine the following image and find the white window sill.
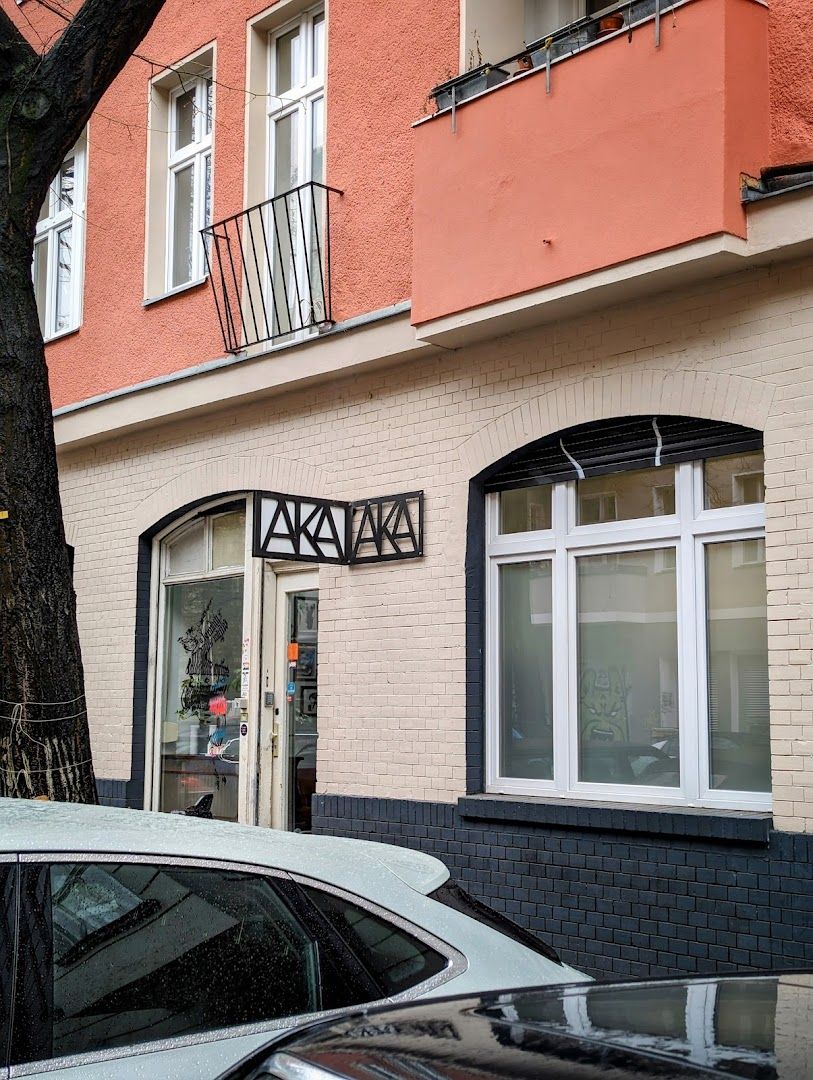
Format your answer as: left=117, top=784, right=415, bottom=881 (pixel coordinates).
left=143, top=276, right=208, bottom=308
left=43, top=324, right=81, bottom=345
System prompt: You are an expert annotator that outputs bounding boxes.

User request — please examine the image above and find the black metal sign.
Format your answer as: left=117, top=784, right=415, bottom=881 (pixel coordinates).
left=253, top=492, right=348, bottom=564
left=349, top=491, right=423, bottom=564
left=253, top=490, right=423, bottom=565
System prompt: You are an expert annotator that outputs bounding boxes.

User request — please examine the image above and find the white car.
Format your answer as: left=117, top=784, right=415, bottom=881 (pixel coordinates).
left=0, top=798, right=587, bottom=1079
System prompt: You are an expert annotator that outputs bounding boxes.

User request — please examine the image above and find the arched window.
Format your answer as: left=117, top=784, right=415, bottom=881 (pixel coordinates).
left=484, top=416, right=769, bottom=809
left=152, top=502, right=248, bottom=821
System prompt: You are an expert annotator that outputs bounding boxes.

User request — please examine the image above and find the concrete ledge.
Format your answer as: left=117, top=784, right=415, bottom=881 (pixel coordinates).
left=458, top=795, right=773, bottom=844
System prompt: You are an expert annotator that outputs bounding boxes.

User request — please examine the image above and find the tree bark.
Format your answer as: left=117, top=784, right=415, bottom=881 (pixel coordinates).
left=0, top=0, right=168, bottom=801
left=0, top=217, right=97, bottom=800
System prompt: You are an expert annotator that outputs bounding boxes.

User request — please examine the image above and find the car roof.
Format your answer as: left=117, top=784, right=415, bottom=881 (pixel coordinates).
left=234, top=973, right=813, bottom=1080
left=0, top=799, right=449, bottom=895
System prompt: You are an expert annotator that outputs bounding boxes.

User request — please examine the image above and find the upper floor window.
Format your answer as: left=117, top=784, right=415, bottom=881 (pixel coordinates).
left=144, top=46, right=214, bottom=301
left=268, top=7, right=325, bottom=198
left=266, top=6, right=326, bottom=336
left=486, top=417, right=770, bottom=811
left=168, top=74, right=212, bottom=289
left=34, top=136, right=86, bottom=341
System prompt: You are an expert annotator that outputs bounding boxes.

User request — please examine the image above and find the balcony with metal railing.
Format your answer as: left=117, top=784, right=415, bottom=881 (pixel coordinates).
left=412, top=0, right=770, bottom=334
left=202, top=181, right=342, bottom=354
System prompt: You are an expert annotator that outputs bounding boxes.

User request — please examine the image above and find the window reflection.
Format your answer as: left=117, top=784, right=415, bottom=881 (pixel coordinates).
left=578, top=466, right=675, bottom=525
left=705, top=451, right=765, bottom=509
left=160, top=579, right=243, bottom=820
left=706, top=540, right=770, bottom=791
left=578, top=549, right=679, bottom=787
left=500, top=562, right=553, bottom=780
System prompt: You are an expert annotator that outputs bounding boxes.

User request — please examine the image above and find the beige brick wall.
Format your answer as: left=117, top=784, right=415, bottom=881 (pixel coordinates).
left=59, top=257, right=813, bottom=832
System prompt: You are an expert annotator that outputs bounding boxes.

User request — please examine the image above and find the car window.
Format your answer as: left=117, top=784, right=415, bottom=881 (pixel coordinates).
left=298, top=884, right=448, bottom=997
left=12, top=862, right=320, bottom=1065
left=0, top=862, right=15, bottom=1070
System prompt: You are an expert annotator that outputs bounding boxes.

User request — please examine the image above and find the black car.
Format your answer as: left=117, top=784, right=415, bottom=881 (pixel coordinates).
left=219, top=972, right=813, bottom=1079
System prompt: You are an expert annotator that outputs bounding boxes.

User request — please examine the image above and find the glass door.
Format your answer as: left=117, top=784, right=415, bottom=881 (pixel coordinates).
left=259, top=569, right=319, bottom=830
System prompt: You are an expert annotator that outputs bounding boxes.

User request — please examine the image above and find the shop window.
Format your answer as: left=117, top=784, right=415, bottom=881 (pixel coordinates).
left=34, top=135, right=86, bottom=341
left=486, top=421, right=769, bottom=810
left=154, top=505, right=247, bottom=821
left=145, top=45, right=214, bottom=299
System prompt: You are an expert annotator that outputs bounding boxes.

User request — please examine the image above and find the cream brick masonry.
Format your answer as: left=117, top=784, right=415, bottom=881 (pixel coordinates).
left=58, top=256, right=813, bottom=832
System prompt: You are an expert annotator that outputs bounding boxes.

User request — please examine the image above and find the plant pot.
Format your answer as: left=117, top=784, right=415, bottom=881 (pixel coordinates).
left=432, top=65, right=510, bottom=112
left=598, top=13, right=624, bottom=35
left=514, top=54, right=533, bottom=76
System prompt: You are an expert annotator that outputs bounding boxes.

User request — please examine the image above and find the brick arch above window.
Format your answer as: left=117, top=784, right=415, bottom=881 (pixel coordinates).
left=132, top=453, right=332, bottom=538
left=456, top=370, right=776, bottom=482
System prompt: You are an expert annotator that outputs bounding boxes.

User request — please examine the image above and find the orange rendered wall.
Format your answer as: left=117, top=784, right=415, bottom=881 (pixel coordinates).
left=411, top=0, right=770, bottom=327
left=769, top=0, right=813, bottom=165
left=7, top=0, right=456, bottom=409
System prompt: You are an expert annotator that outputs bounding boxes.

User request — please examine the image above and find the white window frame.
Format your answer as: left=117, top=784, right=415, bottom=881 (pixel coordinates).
left=485, top=458, right=770, bottom=812
left=266, top=6, right=325, bottom=198
left=265, top=5, right=326, bottom=336
left=34, top=136, right=86, bottom=342
left=166, top=74, right=212, bottom=291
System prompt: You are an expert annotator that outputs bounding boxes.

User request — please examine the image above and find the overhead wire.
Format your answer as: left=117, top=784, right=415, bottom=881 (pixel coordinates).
left=27, top=0, right=303, bottom=122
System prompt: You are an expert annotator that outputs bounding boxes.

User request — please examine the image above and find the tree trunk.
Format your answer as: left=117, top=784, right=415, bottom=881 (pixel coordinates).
left=0, top=220, right=97, bottom=802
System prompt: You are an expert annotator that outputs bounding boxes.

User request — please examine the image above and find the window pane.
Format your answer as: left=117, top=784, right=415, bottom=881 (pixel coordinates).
left=211, top=510, right=246, bottom=569
left=204, top=78, right=213, bottom=135
left=0, top=864, right=14, bottom=1047
left=160, top=575, right=244, bottom=820
left=704, top=451, right=765, bottom=509
left=311, top=12, right=326, bottom=79
left=578, top=550, right=679, bottom=787
left=171, top=163, right=194, bottom=287
left=275, top=27, right=300, bottom=94
left=173, top=87, right=196, bottom=151
left=204, top=151, right=212, bottom=227
left=500, top=562, right=553, bottom=779
left=705, top=540, right=770, bottom=792
left=272, top=114, right=300, bottom=333
left=38, top=190, right=50, bottom=223
left=578, top=465, right=675, bottom=525
left=57, top=156, right=75, bottom=211
left=300, top=886, right=447, bottom=997
left=166, top=519, right=205, bottom=576
left=499, top=486, right=552, bottom=533
left=311, top=95, right=324, bottom=184
left=43, top=863, right=319, bottom=1060
left=274, top=111, right=299, bottom=194
left=54, top=225, right=73, bottom=333
left=33, top=239, right=48, bottom=337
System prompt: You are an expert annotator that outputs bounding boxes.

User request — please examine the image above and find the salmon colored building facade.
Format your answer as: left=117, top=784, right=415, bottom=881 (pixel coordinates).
left=11, top=0, right=813, bottom=979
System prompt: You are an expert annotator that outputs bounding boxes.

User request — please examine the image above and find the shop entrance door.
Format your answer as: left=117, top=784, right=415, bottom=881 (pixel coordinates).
left=257, top=568, right=319, bottom=830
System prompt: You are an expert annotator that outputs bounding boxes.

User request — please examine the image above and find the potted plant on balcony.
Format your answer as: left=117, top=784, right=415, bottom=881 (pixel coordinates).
left=514, top=52, right=534, bottom=76
left=597, top=10, right=624, bottom=34
left=431, top=63, right=510, bottom=112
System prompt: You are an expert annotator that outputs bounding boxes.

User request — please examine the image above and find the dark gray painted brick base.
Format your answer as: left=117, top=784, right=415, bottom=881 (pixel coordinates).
left=312, top=794, right=813, bottom=980
left=96, top=778, right=128, bottom=807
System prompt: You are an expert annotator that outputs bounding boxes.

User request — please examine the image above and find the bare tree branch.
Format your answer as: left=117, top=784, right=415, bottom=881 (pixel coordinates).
left=36, top=0, right=167, bottom=157
left=0, top=6, right=37, bottom=88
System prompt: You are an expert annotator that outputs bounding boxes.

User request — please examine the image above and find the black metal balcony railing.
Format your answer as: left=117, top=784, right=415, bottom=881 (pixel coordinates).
left=202, top=181, right=342, bottom=354
left=431, top=0, right=678, bottom=114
